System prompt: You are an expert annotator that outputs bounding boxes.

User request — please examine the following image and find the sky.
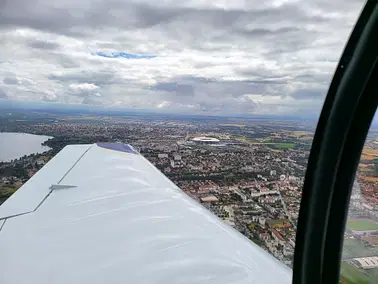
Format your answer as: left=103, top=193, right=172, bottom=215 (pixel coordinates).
left=0, top=0, right=365, bottom=116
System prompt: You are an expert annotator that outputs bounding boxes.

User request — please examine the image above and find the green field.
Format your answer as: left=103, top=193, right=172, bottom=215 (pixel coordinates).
left=266, top=219, right=290, bottom=228
left=259, top=142, right=295, bottom=149
left=342, top=238, right=378, bottom=259
left=347, top=219, right=378, bottom=231
left=340, top=262, right=370, bottom=284
left=248, top=224, right=255, bottom=231
left=365, top=267, right=378, bottom=280
left=0, top=184, right=19, bottom=199
left=270, top=143, right=295, bottom=149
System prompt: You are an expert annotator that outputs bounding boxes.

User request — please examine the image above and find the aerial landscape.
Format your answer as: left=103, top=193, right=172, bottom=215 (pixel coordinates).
left=0, top=0, right=372, bottom=283
left=1, top=104, right=378, bottom=283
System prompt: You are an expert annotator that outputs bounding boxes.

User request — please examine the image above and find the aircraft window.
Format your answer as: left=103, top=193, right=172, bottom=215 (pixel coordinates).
left=341, top=118, right=378, bottom=284
left=0, top=0, right=369, bottom=283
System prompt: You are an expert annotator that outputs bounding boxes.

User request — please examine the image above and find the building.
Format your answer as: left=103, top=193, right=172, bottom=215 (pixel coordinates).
left=283, top=245, right=294, bottom=257
left=289, top=238, right=296, bottom=248
left=259, top=217, right=266, bottom=226
left=271, top=229, right=285, bottom=246
left=352, top=229, right=378, bottom=236
left=192, top=136, right=220, bottom=145
left=260, top=232, right=270, bottom=242
left=251, top=190, right=278, bottom=197
left=234, top=188, right=248, bottom=201
left=158, top=153, right=168, bottom=158
left=173, top=154, right=181, bottom=161
left=353, top=256, right=378, bottom=269
left=201, top=195, right=219, bottom=203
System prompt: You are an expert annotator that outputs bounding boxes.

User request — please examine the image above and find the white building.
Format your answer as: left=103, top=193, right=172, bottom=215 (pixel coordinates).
left=259, top=217, right=266, bottom=226
left=173, top=154, right=181, bottom=161
left=353, top=256, right=378, bottom=269
left=158, top=153, right=168, bottom=158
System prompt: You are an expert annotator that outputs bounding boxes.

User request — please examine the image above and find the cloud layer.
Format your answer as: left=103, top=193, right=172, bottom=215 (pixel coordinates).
left=96, top=51, right=156, bottom=59
left=0, top=0, right=365, bottom=115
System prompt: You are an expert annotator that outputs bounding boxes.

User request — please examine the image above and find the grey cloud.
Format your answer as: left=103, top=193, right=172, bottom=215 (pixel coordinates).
left=145, top=10, right=323, bottom=55
left=0, top=1, right=181, bottom=36
left=0, top=89, right=8, bottom=99
left=0, top=0, right=365, bottom=115
left=150, top=76, right=264, bottom=113
left=0, top=0, right=359, bottom=63
left=49, top=70, right=119, bottom=86
left=29, top=40, right=59, bottom=50
left=0, top=1, right=89, bottom=37
left=42, top=93, right=58, bottom=102
left=151, top=76, right=272, bottom=98
left=150, top=74, right=328, bottom=113
left=3, top=77, right=19, bottom=85
left=54, top=54, right=80, bottom=68
left=289, top=88, right=327, bottom=100
left=239, top=79, right=287, bottom=85
left=196, top=96, right=258, bottom=113
left=292, top=73, right=333, bottom=85
left=0, top=1, right=232, bottom=33
left=237, top=69, right=287, bottom=79
left=152, top=82, right=194, bottom=96
left=82, top=96, right=103, bottom=105
left=0, top=1, right=352, bottom=39
left=240, top=27, right=302, bottom=37
left=68, top=84, right=101, bottom=98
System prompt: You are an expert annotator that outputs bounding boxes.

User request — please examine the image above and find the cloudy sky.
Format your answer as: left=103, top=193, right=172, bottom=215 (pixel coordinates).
left=0, top=0, right=365, bottom=116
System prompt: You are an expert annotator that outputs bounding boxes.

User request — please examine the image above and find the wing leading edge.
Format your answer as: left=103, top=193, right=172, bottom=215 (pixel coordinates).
left=0, top=143, right=291, bottom=284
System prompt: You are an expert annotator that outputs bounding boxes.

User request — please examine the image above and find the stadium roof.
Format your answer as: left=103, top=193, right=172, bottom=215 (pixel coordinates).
left=192, top=136, right=220, bottom=142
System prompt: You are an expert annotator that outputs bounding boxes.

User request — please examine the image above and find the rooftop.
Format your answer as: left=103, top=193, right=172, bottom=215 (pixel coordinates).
left=192, top=136, right=220, bottom=142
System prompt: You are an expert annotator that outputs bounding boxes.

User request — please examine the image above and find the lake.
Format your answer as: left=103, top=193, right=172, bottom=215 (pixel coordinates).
left=0, top=132, right=53, bottom=162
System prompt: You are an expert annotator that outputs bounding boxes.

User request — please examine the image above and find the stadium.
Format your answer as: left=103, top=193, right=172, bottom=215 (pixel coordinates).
left=192, top=136, right=220, bottom=144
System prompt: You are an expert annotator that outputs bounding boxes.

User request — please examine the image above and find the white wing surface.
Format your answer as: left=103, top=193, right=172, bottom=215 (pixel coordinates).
left=0, top=143, right=292, bottom=284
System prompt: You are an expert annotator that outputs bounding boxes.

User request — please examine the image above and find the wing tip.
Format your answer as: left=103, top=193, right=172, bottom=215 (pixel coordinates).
left=96, top=142, right=139, bottom=155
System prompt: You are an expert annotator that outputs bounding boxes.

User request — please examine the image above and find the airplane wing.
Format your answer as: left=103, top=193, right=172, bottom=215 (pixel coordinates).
left=0, top=143, right=291, bottom=284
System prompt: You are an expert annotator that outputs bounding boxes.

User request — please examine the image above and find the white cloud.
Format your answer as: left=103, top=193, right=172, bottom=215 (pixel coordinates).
left=0, top=0, right=365, bottom=116
left=69, top=83, right=99, bottom=92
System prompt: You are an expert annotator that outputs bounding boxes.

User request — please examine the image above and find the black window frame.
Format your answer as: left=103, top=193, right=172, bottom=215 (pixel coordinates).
left=293, top=1, right=378, bottom=283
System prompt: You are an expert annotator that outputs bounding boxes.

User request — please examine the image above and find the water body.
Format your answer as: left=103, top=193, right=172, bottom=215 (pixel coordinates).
left=0, top=132, right=52, bottom=162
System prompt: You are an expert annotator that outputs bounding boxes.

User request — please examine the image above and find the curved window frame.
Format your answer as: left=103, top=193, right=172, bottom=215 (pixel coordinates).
left=293, top=1, right=378, bottom=284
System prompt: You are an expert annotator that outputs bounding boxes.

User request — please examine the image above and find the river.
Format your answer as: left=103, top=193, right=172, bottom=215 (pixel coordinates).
left=0, top=132, right=53, bottom=162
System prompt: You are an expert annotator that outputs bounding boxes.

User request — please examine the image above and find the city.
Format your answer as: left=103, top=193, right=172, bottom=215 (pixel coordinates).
left=0, top=109, right=312, bottom=267
left=2, top=108, right=378, bottom=283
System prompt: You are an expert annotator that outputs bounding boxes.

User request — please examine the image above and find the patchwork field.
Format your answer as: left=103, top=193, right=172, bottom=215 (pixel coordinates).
left=361, top=176, right=378, bottom=183
left=285, top=131, right=314, bottom=141
left=0, top=184, right=20, bottom=200
left=347, top=219, right=378, bottom=231
left=361, top=154, right=377, bottom=161
left=218, top=124, right=246, bottom=128
left=361, top=148, right=378, bottom=159
left=342, top=238, right=378, bottom=259
left=268, top=143, right=295, bottom=149
left=340, top=262, right=370, bottom=284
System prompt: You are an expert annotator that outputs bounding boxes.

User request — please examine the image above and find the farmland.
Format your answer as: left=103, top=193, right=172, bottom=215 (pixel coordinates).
left=347, top=219, right=378, bottom=231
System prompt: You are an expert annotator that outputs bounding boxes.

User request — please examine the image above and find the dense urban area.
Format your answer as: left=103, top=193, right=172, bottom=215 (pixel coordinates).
left=1, top=108, right=378, bottom=283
